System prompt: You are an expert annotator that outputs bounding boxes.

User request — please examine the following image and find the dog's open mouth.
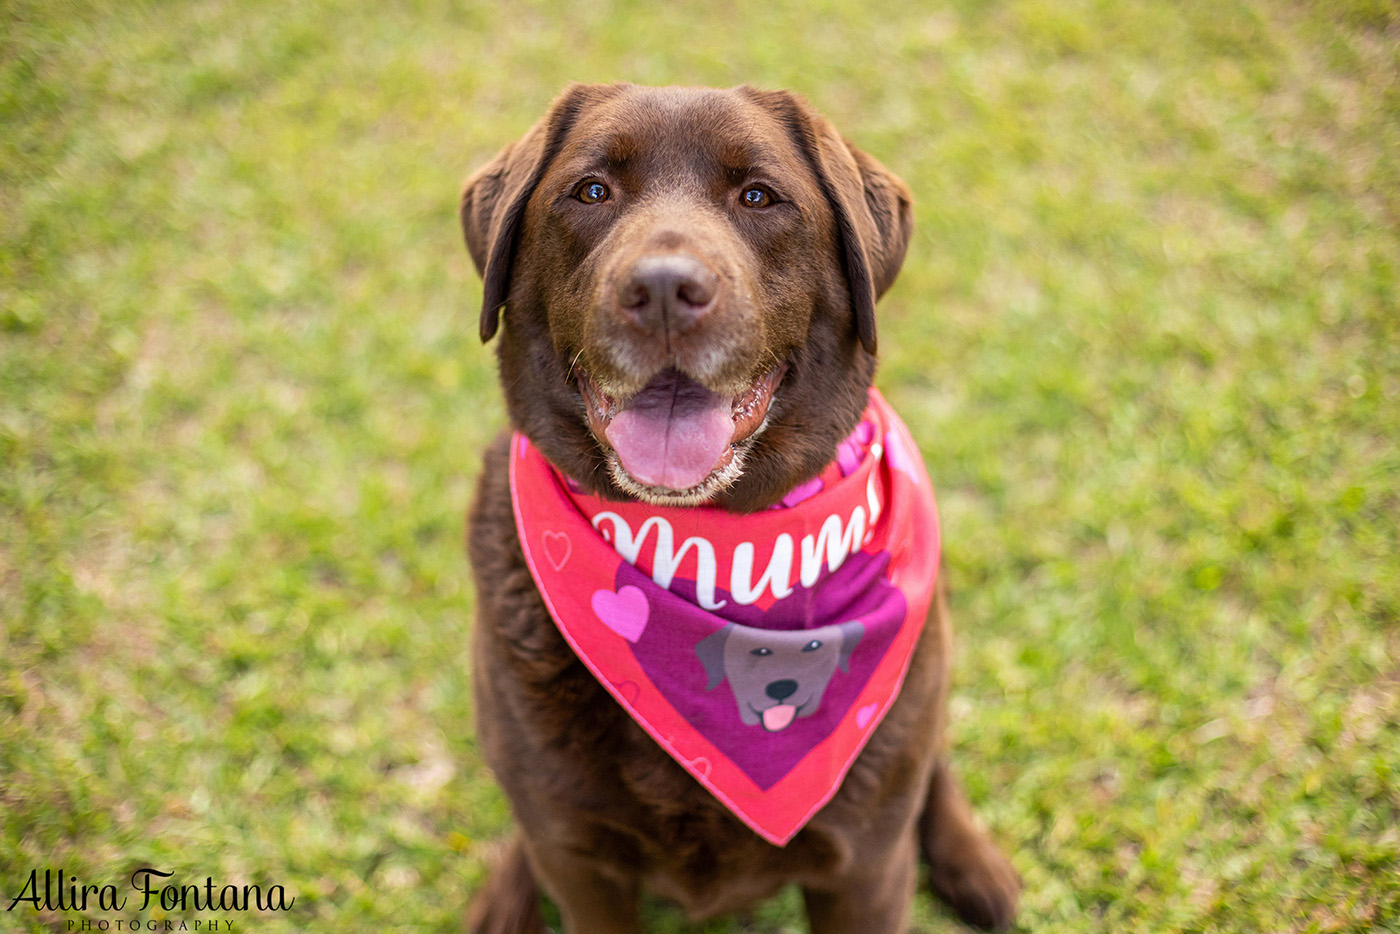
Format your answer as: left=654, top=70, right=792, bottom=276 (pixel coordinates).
left=578, top=365, right=784, bottom=500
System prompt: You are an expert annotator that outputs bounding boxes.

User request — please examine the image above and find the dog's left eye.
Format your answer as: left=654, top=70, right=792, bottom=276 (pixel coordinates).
left=574, top=180, right=611, bottom=204
left=739, top=186, right=773, bottom=209
left=802, top=640, right=823, bottom=652
left=750, top=647, right=772, bottom=657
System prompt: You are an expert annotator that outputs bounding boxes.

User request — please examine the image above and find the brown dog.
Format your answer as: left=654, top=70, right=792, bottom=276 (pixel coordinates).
left=460, top=83, right=1020, bottom=933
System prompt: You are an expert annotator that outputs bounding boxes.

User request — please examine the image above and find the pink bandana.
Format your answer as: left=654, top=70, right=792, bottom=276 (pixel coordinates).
left=509, top=389, right=940, bottom=845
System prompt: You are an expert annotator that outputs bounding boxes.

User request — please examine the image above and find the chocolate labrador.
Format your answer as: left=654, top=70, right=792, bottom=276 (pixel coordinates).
left=460, top=83, right=1020, bottom=933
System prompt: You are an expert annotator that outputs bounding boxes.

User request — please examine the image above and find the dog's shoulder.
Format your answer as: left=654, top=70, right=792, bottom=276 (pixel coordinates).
left=466, top=431, right=639, bottom=772
left=468, top=430, right=573, bottom=680
left=466, top=431, right=518, bottom=591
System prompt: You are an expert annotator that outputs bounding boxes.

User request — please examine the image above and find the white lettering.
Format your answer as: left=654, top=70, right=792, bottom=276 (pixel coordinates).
left=800, top=507, right=866, bottom=587
left=594, top=494, right=882, bottom=607
left=592, top=513, right=726, bottom=609
left=864, top=465, right=883, bottom=545
left=730, top=535, right=794, bottom=604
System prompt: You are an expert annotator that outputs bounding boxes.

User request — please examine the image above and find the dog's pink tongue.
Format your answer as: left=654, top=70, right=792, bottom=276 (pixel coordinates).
left=762, top=705, right=797, bottom=732
left=605, top=372, right=734, bottom=490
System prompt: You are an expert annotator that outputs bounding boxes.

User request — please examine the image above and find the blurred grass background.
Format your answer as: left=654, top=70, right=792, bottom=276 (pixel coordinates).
left=2, top=0, right=1397, bottom=931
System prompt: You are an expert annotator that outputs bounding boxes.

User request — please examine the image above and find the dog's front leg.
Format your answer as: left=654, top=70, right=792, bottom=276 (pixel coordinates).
left=801, top=831, right=919, bottom=934
left=919, top=756, right=1021, bottom=930
left=526, top=842, right=643, bottom=934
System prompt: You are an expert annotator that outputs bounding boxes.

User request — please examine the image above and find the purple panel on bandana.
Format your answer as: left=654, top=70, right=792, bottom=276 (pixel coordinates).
left=622, top=549, right=906, bottom=790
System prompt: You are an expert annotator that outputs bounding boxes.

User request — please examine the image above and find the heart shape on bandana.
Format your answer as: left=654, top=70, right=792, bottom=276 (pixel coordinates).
left=612, top=680, right=640, bottom=706
left=541, top=530, right=571, bottom=571
left=592, top=585, right=649, bottom=643
left=856, top=702, right=879, bottom=730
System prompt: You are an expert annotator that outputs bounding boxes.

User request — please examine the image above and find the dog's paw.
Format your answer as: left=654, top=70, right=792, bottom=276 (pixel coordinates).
left=466, top=887, right=547, bottom=934
left=927, top=835, right=1021, bottom=931
left=465, top=838, right=547, bottom=934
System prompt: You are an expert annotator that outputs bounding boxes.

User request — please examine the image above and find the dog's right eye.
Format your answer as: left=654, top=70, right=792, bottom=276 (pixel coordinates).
left=750, top=647, right=772, bottom=657
left=574, top=180, right=611, bottom=204
left=739, top=185, right=774, bottom=209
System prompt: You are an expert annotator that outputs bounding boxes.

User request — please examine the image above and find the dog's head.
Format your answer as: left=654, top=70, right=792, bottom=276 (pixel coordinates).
left=460, top=84, right=912, bottom=510
left=695, top=621, right=865, bottom=732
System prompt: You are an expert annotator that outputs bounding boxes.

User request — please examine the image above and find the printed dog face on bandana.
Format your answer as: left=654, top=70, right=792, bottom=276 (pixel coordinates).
left=697, top=621, right=865, bottom=732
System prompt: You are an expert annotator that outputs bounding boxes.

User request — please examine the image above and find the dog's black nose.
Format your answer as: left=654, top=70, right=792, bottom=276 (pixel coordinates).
left=617, top=254, right=717, bottom=336
left=765, top=679, right=798, bottom=701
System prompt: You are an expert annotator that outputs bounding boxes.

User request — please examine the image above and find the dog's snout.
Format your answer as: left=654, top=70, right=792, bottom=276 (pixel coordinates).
left=617, top=254, right=717, bottom=335
left=765, top=679, right=799, bottom=701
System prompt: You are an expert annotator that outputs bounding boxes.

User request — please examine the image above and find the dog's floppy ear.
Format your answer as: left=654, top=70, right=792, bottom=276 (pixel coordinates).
left=836, top=620, right=865, bottom=673
left=745, top=88, right=913, bottom=356
left=696, top=623, right=734, bottom=690
left=459, top=83, right=621, bottom=342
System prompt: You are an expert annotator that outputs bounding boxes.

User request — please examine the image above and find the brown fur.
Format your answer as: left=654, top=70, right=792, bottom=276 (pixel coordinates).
left=461, top=83, right=1020, bottom=933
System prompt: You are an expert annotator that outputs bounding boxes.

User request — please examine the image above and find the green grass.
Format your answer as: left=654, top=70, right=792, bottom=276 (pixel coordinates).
left=2, top=0, right=1396, bottom=931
